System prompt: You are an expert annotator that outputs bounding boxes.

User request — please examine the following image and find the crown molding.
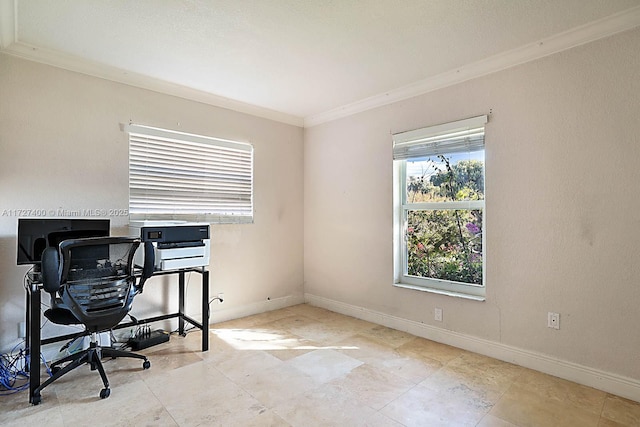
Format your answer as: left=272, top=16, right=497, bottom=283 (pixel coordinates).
left=304, top=5, right=640, bottom=128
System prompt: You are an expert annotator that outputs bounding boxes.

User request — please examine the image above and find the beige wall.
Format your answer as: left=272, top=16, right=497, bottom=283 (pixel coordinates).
left=304, top=28, right=640, bottom=380
left=0, top=55, right=304, bottom=351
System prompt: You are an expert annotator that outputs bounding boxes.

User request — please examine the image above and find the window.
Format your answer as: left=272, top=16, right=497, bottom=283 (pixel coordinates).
left=393, top=115, right=487, bottom=299
left=126, top=124, right=253, bottom=223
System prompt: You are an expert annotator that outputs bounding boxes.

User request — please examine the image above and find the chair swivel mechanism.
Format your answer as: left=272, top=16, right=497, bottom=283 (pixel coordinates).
left=31, top=236, right=154, bottom=404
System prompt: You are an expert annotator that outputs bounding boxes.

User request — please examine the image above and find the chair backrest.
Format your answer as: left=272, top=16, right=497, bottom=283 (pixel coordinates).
left=58, top=237, right=141, bottom=331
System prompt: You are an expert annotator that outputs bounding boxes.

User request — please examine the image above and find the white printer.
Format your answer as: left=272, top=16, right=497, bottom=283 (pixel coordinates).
left=129, top=221, right=210, bottom=271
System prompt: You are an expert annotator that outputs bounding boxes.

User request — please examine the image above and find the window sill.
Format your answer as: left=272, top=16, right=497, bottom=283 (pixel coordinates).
left=393, top=282, right=486, bottom=301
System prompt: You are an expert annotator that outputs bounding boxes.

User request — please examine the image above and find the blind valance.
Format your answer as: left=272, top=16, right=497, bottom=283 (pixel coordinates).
left=392, top=115, right=487, bottom=160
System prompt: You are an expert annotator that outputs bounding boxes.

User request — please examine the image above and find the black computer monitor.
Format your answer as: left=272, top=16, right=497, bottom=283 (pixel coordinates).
left=16, top=218, right=110, bottom=266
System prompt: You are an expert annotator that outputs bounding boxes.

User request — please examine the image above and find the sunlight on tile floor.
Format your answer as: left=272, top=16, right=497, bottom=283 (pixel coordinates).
left=2, top=304, right=639, bottom=426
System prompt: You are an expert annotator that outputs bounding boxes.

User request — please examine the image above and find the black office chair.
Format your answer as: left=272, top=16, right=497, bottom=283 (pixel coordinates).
left=31, top=236, right=154, bottom=404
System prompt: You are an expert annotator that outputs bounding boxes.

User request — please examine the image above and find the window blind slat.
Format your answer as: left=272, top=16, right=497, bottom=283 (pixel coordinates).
left=130, top=180, right=252, bottom=191
left=130, top=141, right=252, bottom=161
left=130, top=157, right=252, bottom=172
left=129, top=155, right=251, bottom=170
left=129, top=165, right=252, bottom=178
left=130, top=148, right=250, bottom=168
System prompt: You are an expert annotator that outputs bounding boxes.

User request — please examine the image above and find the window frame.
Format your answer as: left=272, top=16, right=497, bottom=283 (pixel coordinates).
left=392, top=116, right=487, bottom=300
left=125, top=124, right=254, bottom=224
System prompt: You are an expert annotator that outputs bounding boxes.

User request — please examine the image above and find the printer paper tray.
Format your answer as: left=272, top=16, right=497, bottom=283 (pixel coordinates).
left=156, top=246, right=206, bottom=260
left=161, top=257, right=209, bottom=270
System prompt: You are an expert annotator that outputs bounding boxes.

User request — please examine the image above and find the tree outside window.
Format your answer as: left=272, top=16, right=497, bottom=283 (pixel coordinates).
left=405, top=153, right=484, bottom=285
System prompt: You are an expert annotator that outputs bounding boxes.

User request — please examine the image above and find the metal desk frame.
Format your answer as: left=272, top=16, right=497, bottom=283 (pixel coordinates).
left=25, top=267, right=209, bottom=404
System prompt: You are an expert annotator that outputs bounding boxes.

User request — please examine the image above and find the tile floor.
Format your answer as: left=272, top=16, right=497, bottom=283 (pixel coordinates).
left=1, top=304, right=639, bottom=426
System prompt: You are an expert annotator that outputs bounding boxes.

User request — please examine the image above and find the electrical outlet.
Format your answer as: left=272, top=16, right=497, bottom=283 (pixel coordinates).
left=217, top=293, right=224, bottom=304
left=434, top=308, right=443, bottom=322
left=547, top=312, right=560, bottom=330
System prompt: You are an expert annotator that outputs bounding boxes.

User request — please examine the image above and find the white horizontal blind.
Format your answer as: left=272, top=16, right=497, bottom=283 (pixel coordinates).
left=126, top=124, right=253, bottom=223
left=392, top=115, right=487, bottom=160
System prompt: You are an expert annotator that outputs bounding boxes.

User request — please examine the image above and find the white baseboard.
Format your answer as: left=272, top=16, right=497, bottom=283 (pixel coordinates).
left=304, top=293, right=640, bottom=403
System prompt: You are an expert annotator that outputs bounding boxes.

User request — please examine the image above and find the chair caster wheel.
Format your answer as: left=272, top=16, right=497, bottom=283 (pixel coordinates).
left=31, top=394, right=42, bottom=405
left=51, top=366, right=61, bottom=375
left=143, top=360, right=151, bottom=370
left=100, top=388, right=110, bottom=399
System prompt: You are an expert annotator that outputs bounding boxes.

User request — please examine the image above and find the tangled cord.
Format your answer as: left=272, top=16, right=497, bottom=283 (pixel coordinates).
left=0, top=343, right=29, bottom=395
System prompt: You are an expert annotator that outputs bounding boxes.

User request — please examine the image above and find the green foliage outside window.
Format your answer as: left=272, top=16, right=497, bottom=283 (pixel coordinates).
left=405, top=155, right=484, bottom=285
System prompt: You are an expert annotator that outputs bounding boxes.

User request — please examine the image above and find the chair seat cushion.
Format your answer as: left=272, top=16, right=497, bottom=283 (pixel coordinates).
left=44, top=307, right=80, bottom=325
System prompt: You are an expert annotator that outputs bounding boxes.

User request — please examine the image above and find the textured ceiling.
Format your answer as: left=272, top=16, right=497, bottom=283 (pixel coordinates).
left=3, top=0, right=640, bottom=125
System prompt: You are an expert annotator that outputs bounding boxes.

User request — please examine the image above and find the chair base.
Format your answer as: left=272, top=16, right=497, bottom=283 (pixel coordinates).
left=31, top=340, right=150, bottom=405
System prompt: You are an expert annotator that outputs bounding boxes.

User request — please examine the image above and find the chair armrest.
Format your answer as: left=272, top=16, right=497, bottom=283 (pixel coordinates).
left=136, top=242, right=155, bottom=292
left=41, top=247, right=61, bottom=294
